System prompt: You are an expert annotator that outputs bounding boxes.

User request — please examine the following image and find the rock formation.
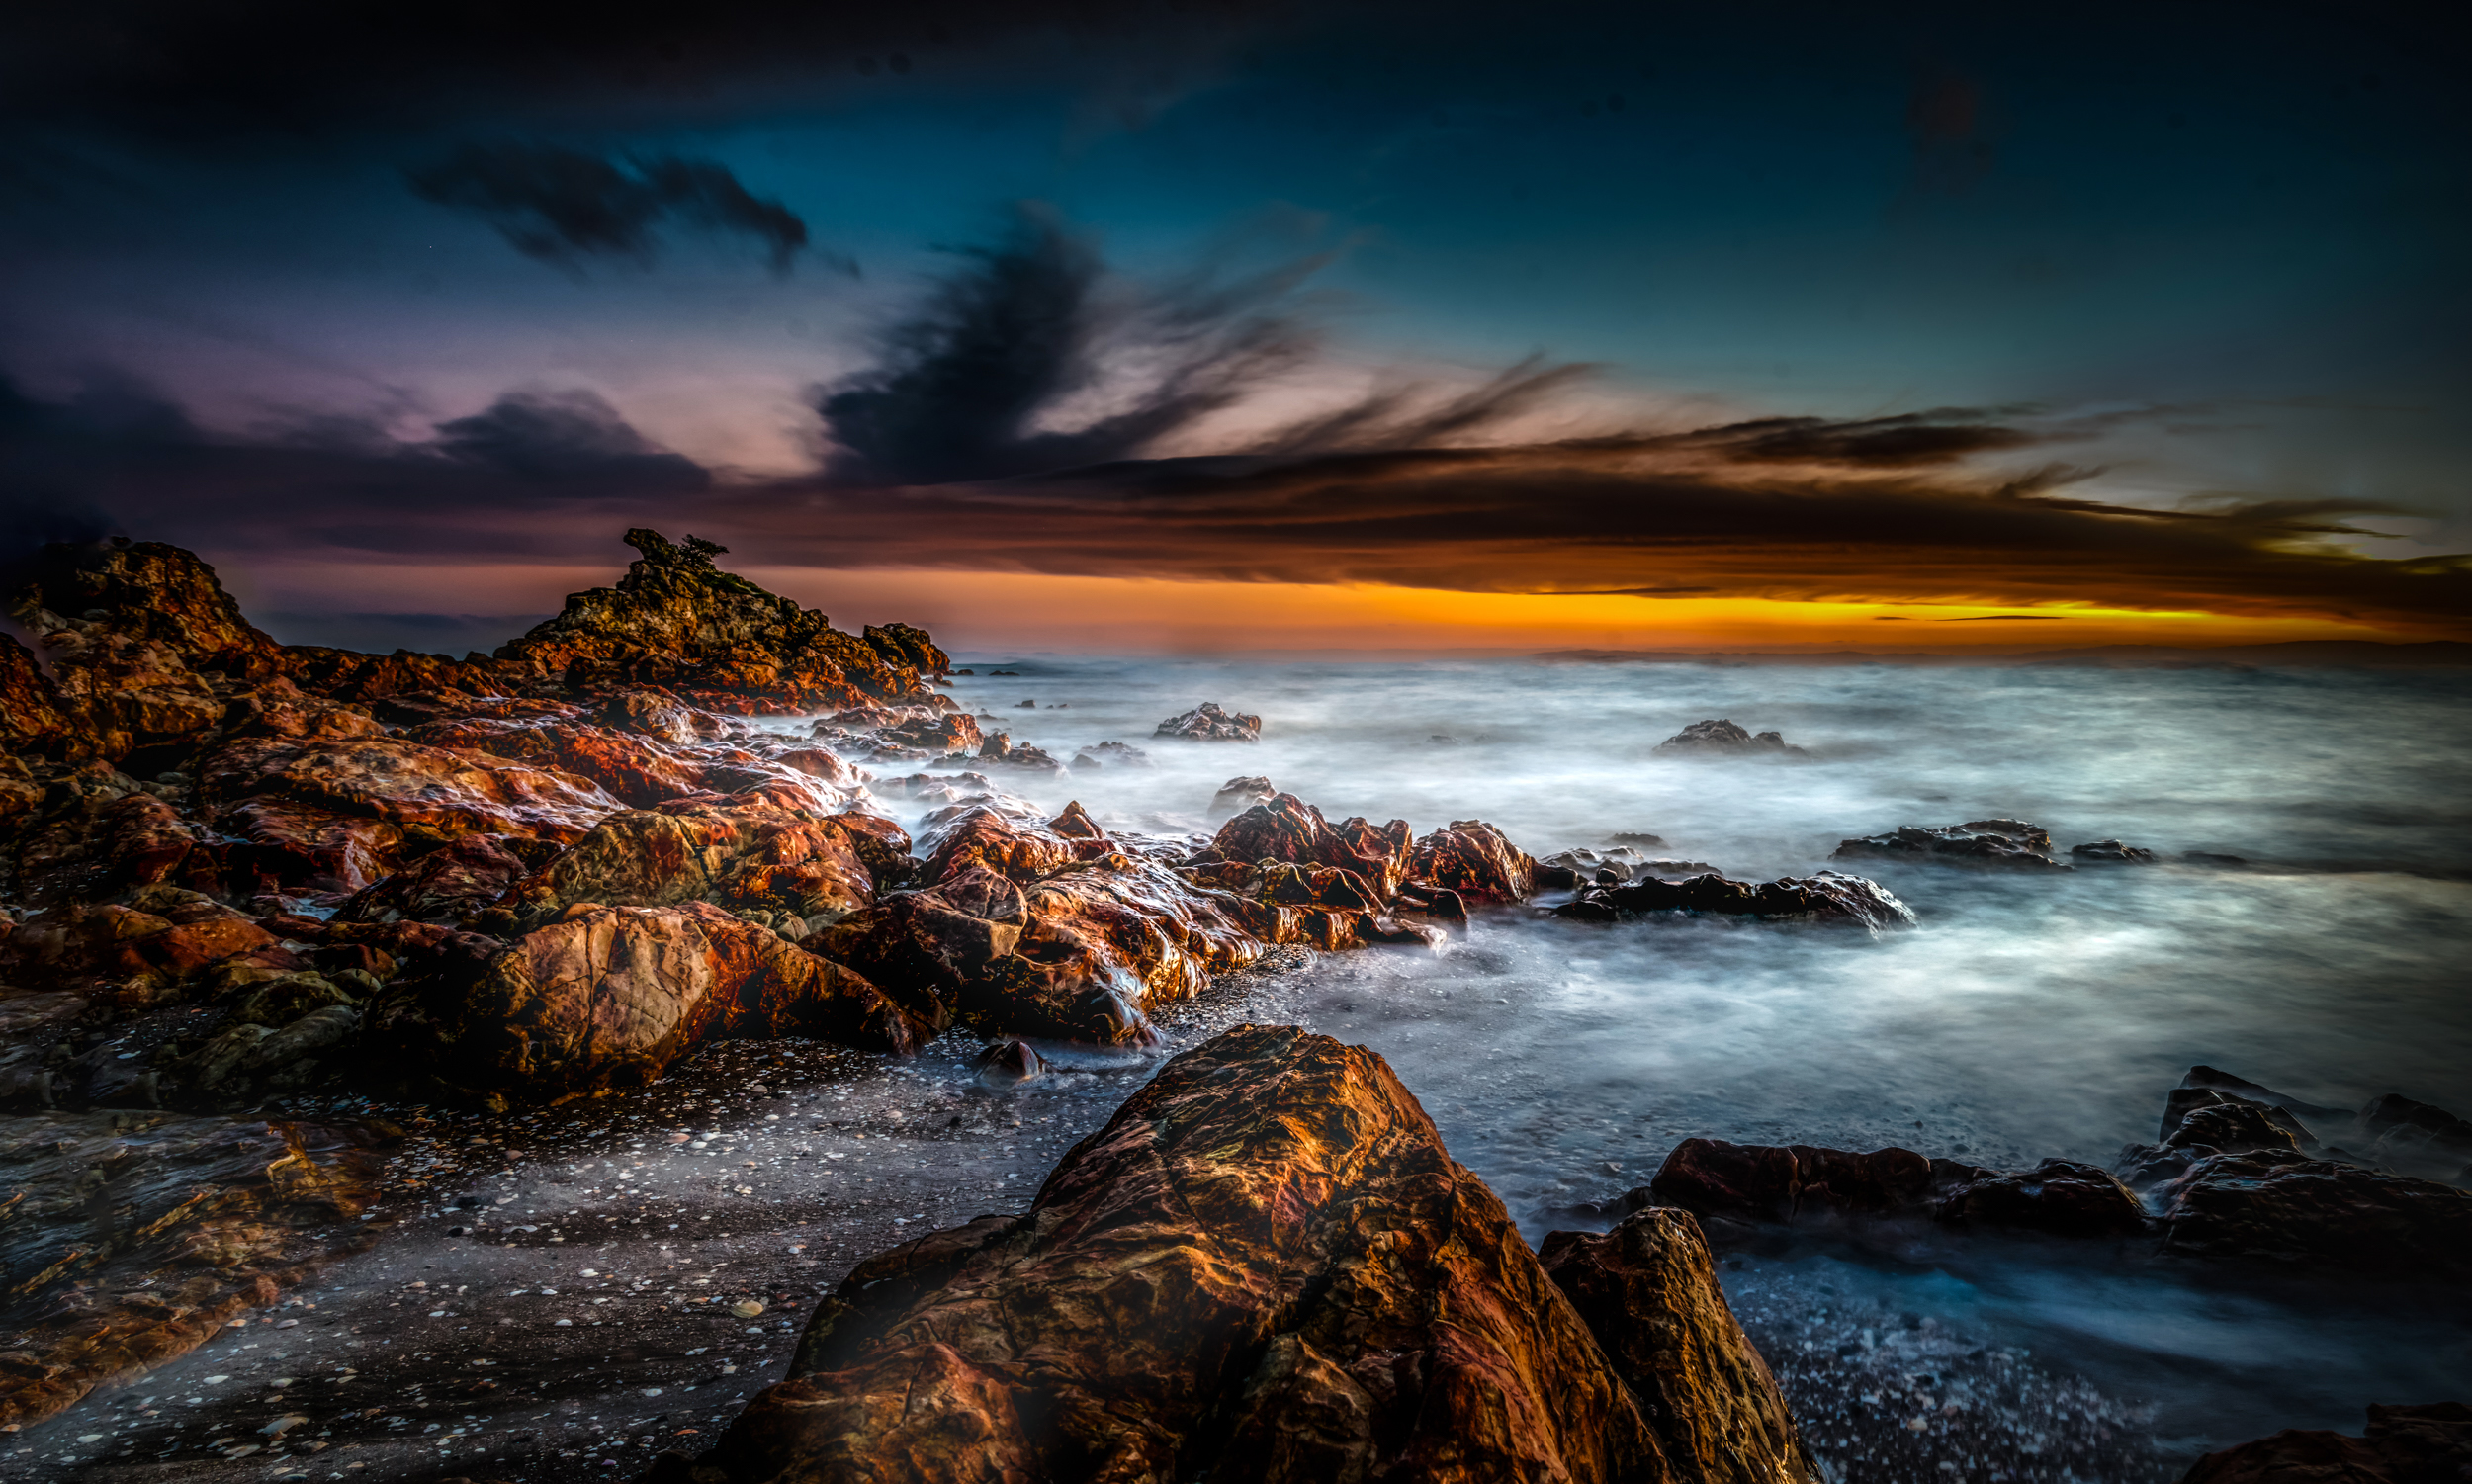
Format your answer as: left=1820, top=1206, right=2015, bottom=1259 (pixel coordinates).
left=1154, top=700, right=1263, bottom=741
left=667, top=1024, right=1814, bottom=1484
left=1555, top=869, right=1915, bottom=934
left=1831, top=818, right=2068, bottom=870
left=2177, top=1403, right=2471, bottom=1483
left=1654, top=719, right=1809, bottom=757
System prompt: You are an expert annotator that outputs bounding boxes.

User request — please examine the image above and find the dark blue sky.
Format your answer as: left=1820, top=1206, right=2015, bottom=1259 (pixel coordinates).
left=2, top=0, right=2464, bottom=646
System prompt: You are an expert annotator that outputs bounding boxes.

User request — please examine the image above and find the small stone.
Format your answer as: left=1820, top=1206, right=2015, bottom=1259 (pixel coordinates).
left=554, top=1318, right=574, bottom=1327
left=730, top=1299, right=765, bottom=1319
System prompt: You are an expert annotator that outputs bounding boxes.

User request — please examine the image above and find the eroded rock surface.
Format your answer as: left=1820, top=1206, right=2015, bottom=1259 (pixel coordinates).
left=1154, top=700, right=1262, bottom=742
left=678, top=1024, right=1810, bottom=1484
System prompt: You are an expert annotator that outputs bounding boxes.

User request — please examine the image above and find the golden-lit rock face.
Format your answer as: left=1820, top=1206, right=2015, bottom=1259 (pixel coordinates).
left=694, top=1024, right=1812, bottom=1484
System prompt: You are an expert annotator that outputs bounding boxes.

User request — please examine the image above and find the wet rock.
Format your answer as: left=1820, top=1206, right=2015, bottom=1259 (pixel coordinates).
left=1556, top=870, right=1915, bottom=934
left=2151, top=1149, right=2472, bottom=1278
left=1069, top=741, right=1150, bottom=770
left=1153, top=700, right=1262, bottom=742
left=1192, top=793, right=1414, bottom=899
left=0, top=890, right=302, bottom=1001
left=1831, top=819, right=2067, bottom=870
left=811, top=865, right=1026, bottom=1034
left=395, top=902, right=927, bottom=1102
left=2159, top=1089, right=2313, bottom=1155
left=1409, top=820, right=1537, bottom=904
left=885, top=713, right=983, bottom=753
left=404, top=712, right=708, bottom=807
left=1539, top=1208, right=1820, bottom=1484
left=861, top=622, right=949, bottom=678
left=0, top=1113, right=393, bottom=1430
left=1932, top=1159, right=2148, bottom=1238
left=0, top=633, right=78, bottom=760
left=2069, top=839, right=2158, bottom=863
left=972, top=1039, right=1045, bottom=1082
left=495, top=530, right=936, bottom=708
left=2182, top=1066, right=2353, bottom=1121
left=694, top=1024, right=1736, bottom=1484
left=918, top=802, right=1085, bottom=885
left=1641, top=1138, right=1991, bottom=1242
left=1207, top=774, right=1276, bottom=820
left=5, top=783, right=227, bottom=906
left=2178, top=1402, right=2472, bottom=1483
left=196, top=734, right=620, bottom=895
left=2357, top=1093, right=2472, bottom=1177
left=985, top=858, right=1269, bottom=1041
left=1654, top=719, right=1809, bottom=757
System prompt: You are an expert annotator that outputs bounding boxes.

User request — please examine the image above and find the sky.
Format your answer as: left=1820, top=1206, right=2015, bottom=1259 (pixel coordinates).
left=2, top=0, right=2465, bottom=654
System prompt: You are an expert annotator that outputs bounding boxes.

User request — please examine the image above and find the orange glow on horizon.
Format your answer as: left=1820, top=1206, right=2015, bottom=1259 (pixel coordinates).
left=228, top=554, right=2425, bottom=655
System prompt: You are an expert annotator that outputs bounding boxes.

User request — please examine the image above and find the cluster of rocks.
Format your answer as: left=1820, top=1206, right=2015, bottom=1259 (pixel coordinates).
left=1628, top=1066, right=2471, bottom=1281
left=1154, top=700, right=1262, bottom=742
left=1831, top=817, right=2166, bottom=871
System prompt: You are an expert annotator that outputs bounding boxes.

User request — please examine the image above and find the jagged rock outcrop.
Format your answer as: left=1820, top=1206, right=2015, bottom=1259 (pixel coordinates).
left=1191, top=792, right=1412, bottom=898
left=1154, top=700, right=1262, bottom=741
left=1653, top=719, right=1809, bottom=757
left=495, top=529, right=935, bottom=709
left=1555, top=869, right=1914, bottom=934
left=1832, top=818, right=2068, bottom=870
left=1409, top=820, right=1536, bottom=904
left=2178, top=1403, right=2472, bottom=1484
left=672, top=1024, right=1811, bottom=1484
left=383, top=901, right=927, bottom=1103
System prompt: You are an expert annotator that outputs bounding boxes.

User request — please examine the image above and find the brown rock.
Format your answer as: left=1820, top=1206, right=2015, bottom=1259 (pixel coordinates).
left=696, top=1024, right=1704, bottom=1483
left=1409, top=819, right=1538, bottom=904
left=331, top=833, right=540, bottom=924
left=1643, top=1138, right=1989, bottom=1237
left=491, top=800, right=884, bottom=927
left=1193, top=792, right=1412, bottom=897
left=2178, top=1403, right=2472, bottom=1484
left=1153, top=700, right=1262, bottom=741
left=918, top=802, right=1084, bottom=884
left=1207, top=774, right=1275, bottom=820
left=1540, top=1207, right=1818, bottom=1484
left=398, top=902, right=927, bottom=1101
left=406, top=713, right=708, bottom=807
left=0, top=892, right=301, bottom=998
left=0, top=632, right=78, bottom=760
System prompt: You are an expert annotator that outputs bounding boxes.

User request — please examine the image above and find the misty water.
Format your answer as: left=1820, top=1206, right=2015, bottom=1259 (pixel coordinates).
left=878, top=655, right=2471, bottom=1474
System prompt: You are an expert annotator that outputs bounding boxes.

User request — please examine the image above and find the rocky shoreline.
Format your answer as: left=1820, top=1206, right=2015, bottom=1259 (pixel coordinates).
left=3, top=533, right=2465, bottom=1481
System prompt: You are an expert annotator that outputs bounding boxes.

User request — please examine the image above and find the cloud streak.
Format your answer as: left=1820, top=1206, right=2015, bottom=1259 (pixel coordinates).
left=408, top=144, right=817, bottom=273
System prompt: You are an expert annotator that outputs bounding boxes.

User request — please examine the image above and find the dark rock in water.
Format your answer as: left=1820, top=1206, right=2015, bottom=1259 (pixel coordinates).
left=1014, top=696, right=1037, bottom=708
left=1642, top=1137, right=1987, bottom=1234
left=2182, top=851, right=2250, bottom=867
left=2160, top=1088, right=2314, bottom=1153
left=1207, top=774, right=1277, bottom=820
left=1555, top=870, right=1915, bottom=934
left=1408, top=820, right=1538, bottom=904
left=1654, top=718, right=1810, bottom=757
left=2183, top=1066, right=2353, bottom=1121
left=972, top=1039, right=1045, bottom=1082
left=1153, top=700, right=1262, bottom=742
left=1539, top=1207, right=1820, bottom=1483
left=2178, top=1403, right=2472, bottom=1484
left=2152, top=1149, right=2472, bottom=1278
left=2069, top=838, right=2158, bottom=863
left=1933, top=1159, right=2148, bottom=1238
left=1070, top=740, right=1151, bottom=771
left=2358, top=1092, right=2472, bottom=1175
left=1831, top=818, right=2067, bottom=870
left=1606, top=831, right=1667, bottom=849
left=687, top=1024, right=1805, bottom=1484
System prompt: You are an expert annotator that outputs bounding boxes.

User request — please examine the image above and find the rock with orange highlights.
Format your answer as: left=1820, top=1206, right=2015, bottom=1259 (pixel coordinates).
left=332, top=833, right=542, bottom=925
left=487, top=798, right=891, bottom=930
left=1192, top=792, right=1413, bottom=897
left=1155, top=699, right=1262, bottom=741
left=494, top=529, right=936, bottom=708
left=0, top=888, right=303, bottom=1001
left=1408, top=819, right=1537, bottom=904
left=688, top=1024, right=1806, bottom=1484
left=390, top=901, right=926, bottom=1102
left=406, top=714, right=709, bottom=807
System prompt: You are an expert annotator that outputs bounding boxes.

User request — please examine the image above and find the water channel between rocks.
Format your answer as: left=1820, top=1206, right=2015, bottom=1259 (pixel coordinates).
left=13, top=658, right=2470, bottom=1483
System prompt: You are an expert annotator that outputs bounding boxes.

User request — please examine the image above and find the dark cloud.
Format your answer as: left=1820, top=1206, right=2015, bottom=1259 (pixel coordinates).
left=433, top=390, right=710, bottom=489
left=408, top=144, right=815, bottom=273
left=817, top=207, right=1327, bottom=483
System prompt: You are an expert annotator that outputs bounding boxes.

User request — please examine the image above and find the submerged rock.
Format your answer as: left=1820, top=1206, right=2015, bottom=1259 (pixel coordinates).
left=1654, top=718, right=1809, bottom=757
left=1207, top=774, right=1276, bottom=820
left=682, top=1024, right=1810, bottom=1484
left=1831, top=818, right=2067, bottom=870
left=1154, top=700, right=1263, bottom=742
left=1069, top=740, right=1151, bottom=770
left=2069, top=838, right=2158, bottom=863
left=1555, top=869, right=1915, bottom=934
left=2357, top=1092, right=2472, bottom=1177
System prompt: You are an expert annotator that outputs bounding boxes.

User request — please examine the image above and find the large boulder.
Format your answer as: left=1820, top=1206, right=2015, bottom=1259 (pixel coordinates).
left=1831, top=819, right=2067, bottom=870
left=388, top=902, right=927, bottom=1103
left=677, top=1024, right=1806, bottom=1484
left=2151, top=1149, right=2472, bottom=1279
left=1653, top=719, right=1808, bottom=757
left=1932, top=1159, right=2148, bottom=1238
left=2178, top=1403, right=2472, bottom=1484
left=1192, top=792, right=1412, bottom=898
left=1154, top=700, right=1262, bottom=741
left=1555, top=869, right=1913, bottom=934
left=494, top=529, right=935, bottom=709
